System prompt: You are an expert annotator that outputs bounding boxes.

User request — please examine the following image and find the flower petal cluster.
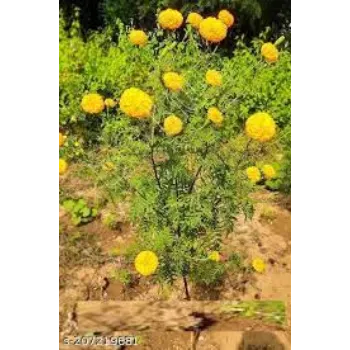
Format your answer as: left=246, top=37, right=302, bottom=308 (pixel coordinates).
left=199, top=17, right=227, bottom=43
left=164, top=115, right=183, bottom=136
left=245, top=112, right=276, bottom=142
left=261, top=42, right=279, bottom=63
left=129, top=30, right=148, bottom=47
left=105, top=98, right=117, bottom=108
left=206, top=70, right=223, bottom=86
left=134, top=251, right=159, bottom=276
left=208, top=251, right=220, bottom=262
left=162, top=72, right=185, bottom=91
left=252, top=258, right=266, bottom=273
left=246, top=166, right=261, bottom=183
left=208, top=107, right=224, bottom=125
left=120, top=88, right=153, bottom=119
left=158, top=9, right=183, bottom=30
left=218, top=10, right=234, bottom=28
left=262, top=164, right=277, bottom=180
left=81, top=93, right=105, bottom=114
left=59, top=159, right=68, bottom=175
left=187, top=12, right=203, bottom=29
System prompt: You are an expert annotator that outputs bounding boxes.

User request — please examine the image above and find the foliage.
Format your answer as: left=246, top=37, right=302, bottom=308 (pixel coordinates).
left=62, top=198, right=98, bottom=226
left=190, top=259, right=226, bottom=286
left=110, top=268, right=133, bottom=287
left=60, top=0, right=290, bottom=42
left=220, top=300, right=286, bottom=325
left=59, top=12, right=291, bottom=296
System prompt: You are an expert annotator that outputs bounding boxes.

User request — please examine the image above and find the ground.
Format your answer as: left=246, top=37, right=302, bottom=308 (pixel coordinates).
left=59, top=171, right=291, bottom=349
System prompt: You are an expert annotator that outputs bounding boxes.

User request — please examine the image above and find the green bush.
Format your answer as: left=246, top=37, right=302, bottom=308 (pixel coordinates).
left=60, top=0, right=290, bottom=41
left=59, top=14, right=291, bottom=298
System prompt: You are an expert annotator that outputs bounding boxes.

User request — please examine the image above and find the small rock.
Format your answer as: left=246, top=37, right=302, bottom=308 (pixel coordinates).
left=254, top=293, right=261, bottom=300
left=268, top=258, right=276, bottom=265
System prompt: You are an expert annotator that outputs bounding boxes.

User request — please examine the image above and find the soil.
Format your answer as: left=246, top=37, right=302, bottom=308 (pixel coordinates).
left=59, top=182, right=291, bottom=350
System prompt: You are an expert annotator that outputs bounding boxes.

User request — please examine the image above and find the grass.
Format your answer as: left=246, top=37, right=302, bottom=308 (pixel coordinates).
left=220, top=300, right=286, bottom=325
left=260, top=205, right=278, bottom=223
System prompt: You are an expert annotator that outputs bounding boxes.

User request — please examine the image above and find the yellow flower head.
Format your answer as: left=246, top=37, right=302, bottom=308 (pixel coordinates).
left=59, top=159, right=68, bottom=175
left=59, top=132, right=65, bottom=147
left=158, top=9, right=183, bottom=30
left=252, top=258, right=266, bottom=273
left=206, top=70, right=223, bottom=86
left=81, top=93, right=105, bottom=114
left=186, top=12, right=203, bottom=29
left=245, top=112, right=276, bottom=142
left=120, top=88, right=153, bottom=119
left=246, top=166, right=261, bottom=183
left=218, top=10, right=235, bottom=28
left=261, top=42, right=279, bottom=63
left=129, top=29, right=148, bottom=47
left=164, top=115, right=183, bottom=136
left=208, top=107, right=224, bottom=126
left=103, top=161, right=115, bottom=172
left=162, top=72, right=185, bottom=92
left=134, top=251, right=159, bottom=276
left=105, top=98, right=116, bottom=108
left=199, top=17, right=227, bottom=43
left=208, top=251, right=220, bottom=262
left=262, top=164, right=277, bottom=180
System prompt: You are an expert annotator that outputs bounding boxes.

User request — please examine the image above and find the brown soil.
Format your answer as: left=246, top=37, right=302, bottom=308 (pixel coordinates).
left=59, top=186, right=291, bottom=349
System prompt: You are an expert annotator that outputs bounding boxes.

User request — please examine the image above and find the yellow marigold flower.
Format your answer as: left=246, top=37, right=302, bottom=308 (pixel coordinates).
left=129, top=29, right=148, bottom=47
left=105, top=98, right=116, bottom=108
left=120, top=88, right=153, bottom=119
left=158, top=9, right=183, bottom=30
left=261, top=42, right=279, bottom=63
left=59, top=132, right=65, bottom=147
left=262, top=164, right=277, bottom=180
left=81, top=93, right=105, bottom=114
left=59, top=159, right=68, bottom=175
left=245, top=112, right=276, bottom=143
left=246, top=166, right=261, bottom=183
left=134, top=251, right=159, bottom=276
left=206, top=70, right=223, bottom=86
left=162, top=72, right=185, bottom=92
left=208, top=251, right=220, bottom=262
left=199, top=17, right=227, bottom=43
left=164, top=115, right=183, bottom=136
left=103, top=162, right=115, bottom=172
left=208, top=107, right=224, bottom=125
left=186, top=12, right=203, bottom=29
left=218, top=10, right=235, bottom=28
left=252, top=258, right=266, bottom=273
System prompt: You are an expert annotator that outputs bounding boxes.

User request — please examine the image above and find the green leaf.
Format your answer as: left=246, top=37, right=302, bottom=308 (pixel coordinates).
left=76, top=199, right=87, bottom=210
left=63, top=200, right=75, bottom=212
left=81, top=207, right=91, bottom=218
left=72, top=215, right=82, bottom=226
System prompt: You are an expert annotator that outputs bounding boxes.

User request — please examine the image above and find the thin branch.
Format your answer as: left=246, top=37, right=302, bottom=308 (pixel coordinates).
left=150, top=145, right=162, bottom=189
left=234, top=139, right=252, bottom=173
left=188, top=144, right=209, bottom=194
left=175, top=177, right=181, bottom=238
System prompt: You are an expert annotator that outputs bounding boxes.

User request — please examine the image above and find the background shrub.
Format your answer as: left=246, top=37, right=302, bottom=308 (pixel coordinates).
left=59, top=0, right=291, bottom=43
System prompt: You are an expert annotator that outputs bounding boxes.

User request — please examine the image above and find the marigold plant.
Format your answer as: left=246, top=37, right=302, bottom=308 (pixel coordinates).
left=246, top=166, right=261, bottom=183
left=81, top=93, right=105, bottom=114
left=199, top=17, right=227, bottom=43
left=206, top=70, right=223, bottom=86
left=129, top=29, right=148, bottom=47
left=162, top=72, right=185, bottom=92
left=119, top=87, right=153, bottom=119
left=59, top=14, right=290, bottom=299
left=59, top=159, right=68, bottom=175
left=158, top=9, right=183, bottom=30
left=59, top=132, right=65, bottom=147
left=252, top=258, right=266, bottom=273
left=261, top=42, right=279, bottom=63
left=262, top=164, right=277, bottom=180
left=164, top=115, right=183, bottom=136
left=105, top=98, right=116, bottom=108
left=208, top=251, right=220, bottom=262
left=186, top=12, right=203, bottom=29
left=134, top=251, right=159, bottom=276
left=218, top=10, right=234, bottom=28
left=245, top=112, right=276, bottom=142
left=208, top=107, right=224, bottom=125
